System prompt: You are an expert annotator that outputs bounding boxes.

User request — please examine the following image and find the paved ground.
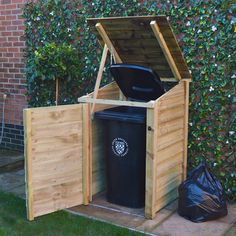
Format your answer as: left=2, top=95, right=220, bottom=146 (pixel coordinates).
left=0, top=150, right=235, bottom=236
left=0, top=149, right=24, bottom=173
left=0, top=169, right=25, bottom=199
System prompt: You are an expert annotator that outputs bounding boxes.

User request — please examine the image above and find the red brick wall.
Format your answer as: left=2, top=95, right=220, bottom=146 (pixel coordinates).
left=0, top=0, right=27, bottom=150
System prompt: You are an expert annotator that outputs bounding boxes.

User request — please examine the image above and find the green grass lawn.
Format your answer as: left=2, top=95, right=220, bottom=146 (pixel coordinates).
left=0, top=191, right=144, bottom=236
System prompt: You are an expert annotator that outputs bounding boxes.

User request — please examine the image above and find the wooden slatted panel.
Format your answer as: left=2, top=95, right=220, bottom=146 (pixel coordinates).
left=154, top=83, right=186, bottom=213
left=24, top=104, right=87, bottom=220
left=91, top=119, right=106, bottom=195
left=87, top=16, right=191, bottom=80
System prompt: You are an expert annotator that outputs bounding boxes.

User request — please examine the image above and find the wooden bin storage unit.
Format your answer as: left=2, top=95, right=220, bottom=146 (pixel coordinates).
left=24, top=16, right=191, bottom=221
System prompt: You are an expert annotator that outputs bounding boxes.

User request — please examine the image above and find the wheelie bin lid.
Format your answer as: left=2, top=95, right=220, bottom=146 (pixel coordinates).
left=110, top=64, right=165, bottom=102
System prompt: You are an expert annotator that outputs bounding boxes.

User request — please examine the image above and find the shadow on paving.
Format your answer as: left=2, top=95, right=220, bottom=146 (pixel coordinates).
left=0, top=149, right=24, bottom=174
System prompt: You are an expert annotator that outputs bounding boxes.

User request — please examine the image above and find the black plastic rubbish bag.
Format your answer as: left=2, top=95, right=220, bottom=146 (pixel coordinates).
left=178, top=161, right=228, bottom=222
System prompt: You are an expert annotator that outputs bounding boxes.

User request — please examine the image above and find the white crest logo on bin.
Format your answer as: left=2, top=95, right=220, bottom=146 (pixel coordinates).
left=112, top=138, right=129, bottom=157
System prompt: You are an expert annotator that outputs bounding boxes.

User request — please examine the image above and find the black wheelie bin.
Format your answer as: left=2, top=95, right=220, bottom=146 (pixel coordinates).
left=95, top=64, right=165, bottom=208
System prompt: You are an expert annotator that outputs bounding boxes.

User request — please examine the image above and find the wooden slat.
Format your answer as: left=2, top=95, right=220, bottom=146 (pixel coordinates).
left=32, top=147, right=81, bottom=164
left=78, top=97, right=155, bottom=108
left=156, top=164, right=183, bottom=179
left=31, top=134, right=82, bottom=152
left=150, top=21, right=181, bottom=80
left=158, top=95, right=185, bottom=110
left=157, top=117, right=184, bottom=137
left=156, top=129, right=184, bottom=151
left=158, top=105, right=185, bottom=124
left=32, top=171, right=82, bottom=190
left=91, top=44, right=109, bottom=115
left=145, top=108, right=157, bottom=219
left=156, top=152, right=183, bottom=175
left=24, top=109, right=34, bottom=221
left=83, top=104, right=91, bottom=205
left=91, top=119, right=106, bottom=196
left=33, top=183, right=83, bottom=217
left=88, top=16, right=170, bottom=29
left=96, top=23, right=122, bottom=63
left=183, top=81, right=190, bottom=180
left=156, top=140, right=184, bottom=164
left=31, top=121, right=82, bottom=138
left=106, top=27, right=175, bottom=39
left=31, top=105, right=83, bottom=126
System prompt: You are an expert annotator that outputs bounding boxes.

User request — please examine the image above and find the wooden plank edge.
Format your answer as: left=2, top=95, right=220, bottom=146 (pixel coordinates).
left=91, top=44, right=109, bottom=116
left=145, top=106, right=158, bottom=219
left=78, top=97, right=155, bottom=108
left=82, top=104, right=90, bottom=205
left=183, top=80, right=190, bottom=180
left=150, top=21, right=181, bottom=81
left=95, top=23, right=122, bottom=63
left=23, top=109, right=34, bottom=221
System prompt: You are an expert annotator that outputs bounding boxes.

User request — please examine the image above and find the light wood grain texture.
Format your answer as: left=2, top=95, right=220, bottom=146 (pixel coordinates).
left=96, top=23, right=122, bottom=63
left=88, top=16, right=191, bottom=80
left=24, top=109, right=34, bottom=221
left=183, top=81, right=190, bottom=180
left=78, top=97, right=155, bottom=108
left=91, top=44, right=109, bottom=115
left=157, top=117, right=184, bottom=137
left=24, top=105, right=86, bottom=220
left=150, top=21, right=181, bottom=80
left=83, top=104, right=91, bottom=204
left=91, top=119, right=106, bottom=196
left=154, top=83, right=185, bottom=212
left=145, top=108, right=157, bottom=219
left=156, top=140, right=184, bottom=165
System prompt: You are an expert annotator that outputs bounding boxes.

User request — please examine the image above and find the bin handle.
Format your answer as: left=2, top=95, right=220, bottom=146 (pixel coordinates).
left=132, top=86, right=154, bottom=93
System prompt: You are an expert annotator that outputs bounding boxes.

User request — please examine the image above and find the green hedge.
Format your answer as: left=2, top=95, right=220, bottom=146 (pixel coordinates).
left=23, top=0, right=83, bottom=106
left=24, top=0, right=236, bottom=201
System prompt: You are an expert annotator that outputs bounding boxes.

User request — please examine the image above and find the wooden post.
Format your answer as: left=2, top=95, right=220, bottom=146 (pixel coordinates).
left=150, top=21, right=182, bottom=81
left=183, top=80, right=190, bottom=180
left=91, top=44, right=109, bottom=116
left=145, top=107, right=157, bottom=219
left=24, top=109, right=34, bottom=221
left=82, top=104, right=91, bottom=204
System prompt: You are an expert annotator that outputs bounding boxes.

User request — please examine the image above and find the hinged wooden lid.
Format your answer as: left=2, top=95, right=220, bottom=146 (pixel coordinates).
left=87, top=16, right=192, bottom=81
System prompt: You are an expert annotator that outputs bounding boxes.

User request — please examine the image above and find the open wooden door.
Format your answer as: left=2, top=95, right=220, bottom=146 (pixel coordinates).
left=24, top=104, right=90, bottom=220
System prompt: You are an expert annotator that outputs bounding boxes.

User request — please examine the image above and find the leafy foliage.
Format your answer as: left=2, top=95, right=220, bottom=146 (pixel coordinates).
left=23, top=0, right=83, bottom=106
left=32, top=43, right=81, bottom=82
left=24, top=0, right=236, bottom=200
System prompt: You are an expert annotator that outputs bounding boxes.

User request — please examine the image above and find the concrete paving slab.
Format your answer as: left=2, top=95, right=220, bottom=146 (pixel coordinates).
left=7, top=184, right=25, bottom=199
left=0, top=149, right=24, bottom=173
left=68, top=204, right=147, bottom=231
left=218, top=203, right=236, bottom=224
left=0, top=169, right=25, bottom=192
left=151, top=204, right=236, bottom=236
left=225, top=224, right=236, bottom=236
